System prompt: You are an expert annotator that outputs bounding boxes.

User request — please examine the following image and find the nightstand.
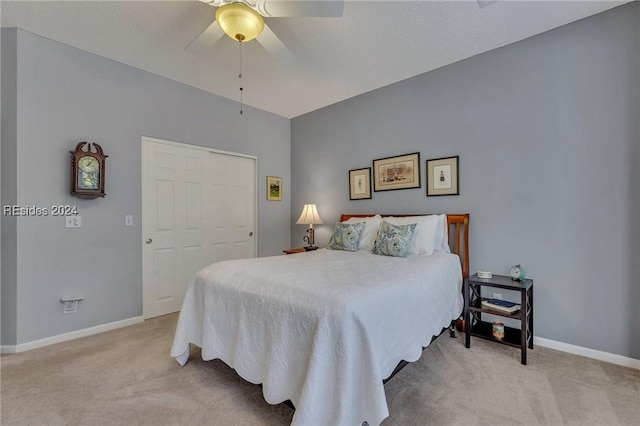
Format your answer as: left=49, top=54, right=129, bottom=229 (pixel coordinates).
left=283, top=248, right=306, bottom=255
left=465, top=274, right=534, bottom=365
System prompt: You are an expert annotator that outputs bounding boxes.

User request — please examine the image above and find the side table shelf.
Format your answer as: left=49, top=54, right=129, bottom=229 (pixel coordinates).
left=464, top=274, right=534, bottom=365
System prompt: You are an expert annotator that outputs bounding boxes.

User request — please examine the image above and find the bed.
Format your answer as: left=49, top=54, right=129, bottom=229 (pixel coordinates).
left=171, top=213, right=470, bottom=426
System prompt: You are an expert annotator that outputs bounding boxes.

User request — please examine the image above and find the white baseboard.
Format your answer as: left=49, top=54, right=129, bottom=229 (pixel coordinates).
left=3, top=318, right=637, bottom=371
left=534, top=336, right=640, bottom=370
left=0, top=316, right=145, bottom=354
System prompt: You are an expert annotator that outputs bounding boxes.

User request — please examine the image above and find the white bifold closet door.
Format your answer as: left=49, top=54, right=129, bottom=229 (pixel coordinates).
left=142, top=137, right=256, bottom=319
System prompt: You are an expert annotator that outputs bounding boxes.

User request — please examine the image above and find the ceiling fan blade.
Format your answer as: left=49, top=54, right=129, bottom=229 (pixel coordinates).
left=186, top=20, right=224, bottom=53
left=256, top=24, right=295, bottom=65
left=263, top=0, right=344, bottom=18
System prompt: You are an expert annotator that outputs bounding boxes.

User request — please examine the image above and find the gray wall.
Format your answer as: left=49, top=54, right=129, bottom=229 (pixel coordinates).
left=1, top=29, right=18, bottom=345
left=291, top=3, right=639, bottom=359
left=1, top=28, right=291, bottom=345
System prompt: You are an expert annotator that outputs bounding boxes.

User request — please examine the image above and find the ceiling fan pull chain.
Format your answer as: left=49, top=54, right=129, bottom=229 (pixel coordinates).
left=238, top=40, right=244, bottom=115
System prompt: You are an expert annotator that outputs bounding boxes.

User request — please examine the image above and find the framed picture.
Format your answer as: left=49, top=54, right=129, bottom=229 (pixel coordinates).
left=267, top=176, right=282, bottom=201
left=349, top=167, right=372, bottom=200
left=373, top=152, right=421, bottom=192
left=426, top=156, right=459, bottom=196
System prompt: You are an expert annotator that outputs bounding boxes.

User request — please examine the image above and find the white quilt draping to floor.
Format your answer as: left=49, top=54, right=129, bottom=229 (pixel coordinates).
left=171, top=249, right=462, bottom=426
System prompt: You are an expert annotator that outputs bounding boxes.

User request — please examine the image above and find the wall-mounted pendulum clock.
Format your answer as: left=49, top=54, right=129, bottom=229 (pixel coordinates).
left=70, top=141, right=108, bottom=199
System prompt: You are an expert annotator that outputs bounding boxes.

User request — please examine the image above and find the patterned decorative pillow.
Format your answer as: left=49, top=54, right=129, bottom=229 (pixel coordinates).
left=327, top=222, right=365, bottom=252
left=343, top=214, right=383, bottom=251
left=372, top=221, right=417, bottom=258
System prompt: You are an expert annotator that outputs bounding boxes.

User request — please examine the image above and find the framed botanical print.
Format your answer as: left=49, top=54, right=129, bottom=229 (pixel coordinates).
left=373, top=152, right=421, bottom=192
left=349, top=167, right=372, bottom=200
left=426, top=156, right=459, bottom=196
left=267, top=176, right=282, bottom=201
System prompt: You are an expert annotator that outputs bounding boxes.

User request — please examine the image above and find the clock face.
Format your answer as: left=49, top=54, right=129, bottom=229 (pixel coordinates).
left=78, top=156, right=99, bottom=173
left=510, top=265, right=526, bottom=280
left=77, top=155, right=100, bottom=190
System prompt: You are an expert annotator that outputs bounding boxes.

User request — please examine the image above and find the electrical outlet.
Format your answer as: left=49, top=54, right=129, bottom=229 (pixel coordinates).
left=63, top=300, right=78, bottom=313
left=64, top=216, right=81, bottom=228
left=492, top=293, right=503, bottom=300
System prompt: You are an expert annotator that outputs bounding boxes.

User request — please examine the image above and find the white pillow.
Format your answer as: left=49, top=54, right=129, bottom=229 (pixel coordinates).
left=343, top=214, right=382, bottom=251
left=434, top=214, right=451, bottom=253
left=384, top=215, right=441, bottom=255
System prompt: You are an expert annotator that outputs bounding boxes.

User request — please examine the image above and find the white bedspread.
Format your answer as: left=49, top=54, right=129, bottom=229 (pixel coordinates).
left=171, top=249, right=463, bottom=426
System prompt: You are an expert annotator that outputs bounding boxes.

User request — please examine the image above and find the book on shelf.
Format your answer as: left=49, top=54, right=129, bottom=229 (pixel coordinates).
left=481, top=298, right=520, bottom=314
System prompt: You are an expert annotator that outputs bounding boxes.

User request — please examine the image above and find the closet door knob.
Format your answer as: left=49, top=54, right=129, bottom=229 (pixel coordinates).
left=146, top=238, right=152, bottom=244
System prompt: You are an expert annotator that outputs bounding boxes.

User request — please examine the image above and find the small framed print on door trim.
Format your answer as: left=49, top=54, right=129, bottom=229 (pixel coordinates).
left=267, top=176, right=282, bottom=201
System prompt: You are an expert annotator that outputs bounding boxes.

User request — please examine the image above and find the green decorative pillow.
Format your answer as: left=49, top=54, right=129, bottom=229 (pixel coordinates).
left=327, top=222, right=365, bottom=252
left=372, top=221, right=417, bottom=258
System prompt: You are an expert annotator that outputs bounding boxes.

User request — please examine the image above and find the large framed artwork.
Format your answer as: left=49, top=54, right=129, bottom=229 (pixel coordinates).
left=349, top=167, right=372, bottom=200
left=426, top=156, right=459, bottom=196
left=267, top=176, right=282, bottom=201
left=373, top=152, right=421, bottom=192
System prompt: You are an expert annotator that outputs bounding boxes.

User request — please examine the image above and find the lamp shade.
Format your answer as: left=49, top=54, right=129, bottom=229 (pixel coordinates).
left=215, top=3, right=265, bottom=42
left=296, top=204, right=324, bottom=225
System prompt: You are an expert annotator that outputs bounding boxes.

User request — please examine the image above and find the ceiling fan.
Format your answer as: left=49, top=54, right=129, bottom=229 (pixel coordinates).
left=187, top=0, right=344, bottom=64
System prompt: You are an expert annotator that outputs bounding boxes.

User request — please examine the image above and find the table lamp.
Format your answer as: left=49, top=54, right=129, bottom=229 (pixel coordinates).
left=296, top=204, right=323, bottom=251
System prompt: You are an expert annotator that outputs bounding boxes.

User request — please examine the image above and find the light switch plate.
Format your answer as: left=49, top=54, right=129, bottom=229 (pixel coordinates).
left=125, top=215, right=133, bottom=227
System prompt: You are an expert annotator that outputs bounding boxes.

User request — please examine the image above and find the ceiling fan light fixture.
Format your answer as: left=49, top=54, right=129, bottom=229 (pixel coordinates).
left=216, top=3, right=265, bottom=42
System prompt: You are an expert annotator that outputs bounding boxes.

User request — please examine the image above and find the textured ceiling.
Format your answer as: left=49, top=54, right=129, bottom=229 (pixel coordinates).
left=1, top=1, right=630, bottom=118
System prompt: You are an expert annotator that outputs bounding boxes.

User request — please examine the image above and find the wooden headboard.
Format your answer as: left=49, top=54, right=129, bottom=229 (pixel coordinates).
left=339, top=214, right=470, bottom=279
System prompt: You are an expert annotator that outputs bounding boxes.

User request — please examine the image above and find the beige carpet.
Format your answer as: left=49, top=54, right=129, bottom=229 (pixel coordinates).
left=1, top=314, right=638, bottom=426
